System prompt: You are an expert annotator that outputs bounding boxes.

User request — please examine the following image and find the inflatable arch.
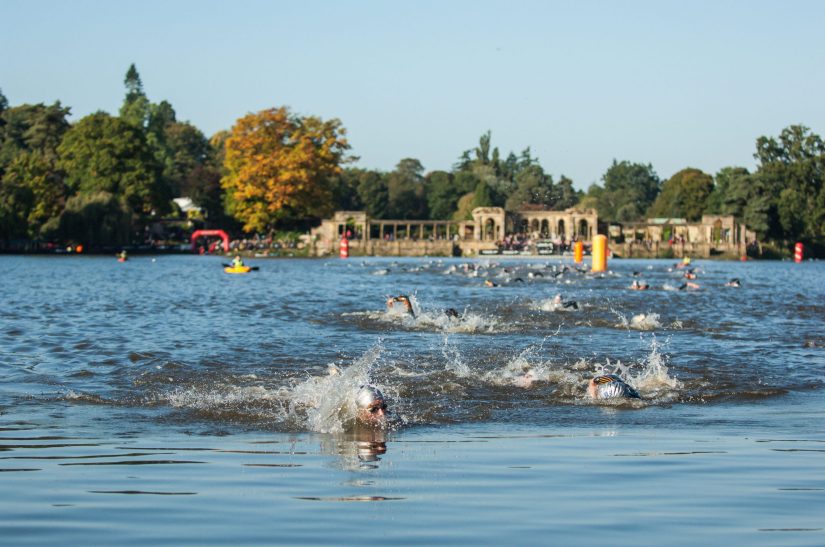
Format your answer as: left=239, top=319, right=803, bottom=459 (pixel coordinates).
left=191, top=229, right=230, bottom=253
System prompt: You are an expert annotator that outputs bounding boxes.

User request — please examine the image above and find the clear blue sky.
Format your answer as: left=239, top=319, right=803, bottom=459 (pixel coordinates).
left=2, top=0, right=824, bottom=189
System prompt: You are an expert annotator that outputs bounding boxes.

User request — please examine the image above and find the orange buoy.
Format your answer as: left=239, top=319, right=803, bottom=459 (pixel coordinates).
left=340, top=236, right=349, bottom=259
left=573, top=241, right=583, bottom=264
left=794, top=242, right=804, bottom=263
left=592, top=235, right=607, bottom=272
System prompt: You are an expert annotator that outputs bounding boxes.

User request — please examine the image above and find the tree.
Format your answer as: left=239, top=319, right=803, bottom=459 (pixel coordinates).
left=704, top=166, right=747, bottom=216
left=162, top=121, right=210, bottom=196
left=356, top=169, right=389, bottom=218
left=326, top=167, right=364, bottom=212
left=222, top=107, right=352, bottom=232
left=594, top=160, right=660, bottom=222
left=647, top=168, right=713, bottom=221
left=0, top=101, right=71, bottom=241
left=387, top=158, right=428, bottom=219
left=425, top=170, right=454, bottom=220
left=57, top=191, right=132, bottom=247
left=754, top=125, right=825, bottom=241
left=119, top=64, right=150, bottom=128
left=2, top=151, right=66, bottom=238
left=0, top=102, right=71, bottom=171
left=505, top=164, right=554, bottom=210
left=57, top=112, right=167, bottom=216
left=553, top=175, right=580, bottom=209
left=470, top=180, right=494, bottom=210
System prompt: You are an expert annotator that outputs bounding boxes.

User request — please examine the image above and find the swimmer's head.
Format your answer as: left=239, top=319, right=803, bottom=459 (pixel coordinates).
left=587, top=374, right=641, bottom=400
left=355, top=385, right=387, bottom=425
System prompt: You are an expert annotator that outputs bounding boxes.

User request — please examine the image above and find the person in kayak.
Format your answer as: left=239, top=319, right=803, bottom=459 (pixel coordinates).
left=355, top=385, right=388, bottom=426
left=386, top=295, right=415, bottom=317
left=587, top=374, right=641, bottom=400
left=231, top=255, right=245, bottom=268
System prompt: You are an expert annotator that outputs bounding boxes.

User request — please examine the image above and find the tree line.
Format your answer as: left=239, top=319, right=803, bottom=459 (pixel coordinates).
left=1, top=65, right=824, bottom=254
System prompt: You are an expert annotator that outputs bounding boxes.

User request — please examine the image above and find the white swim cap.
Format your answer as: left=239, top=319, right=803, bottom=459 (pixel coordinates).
left=356, top=385, right=384, bottom=409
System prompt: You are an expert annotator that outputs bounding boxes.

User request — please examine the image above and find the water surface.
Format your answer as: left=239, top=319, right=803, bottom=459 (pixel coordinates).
left=1, top=255, right=823, bottom=544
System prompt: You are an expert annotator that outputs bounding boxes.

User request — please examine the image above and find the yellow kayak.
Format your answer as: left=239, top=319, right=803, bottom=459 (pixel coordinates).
left=224, top=265, right=251, bottom=274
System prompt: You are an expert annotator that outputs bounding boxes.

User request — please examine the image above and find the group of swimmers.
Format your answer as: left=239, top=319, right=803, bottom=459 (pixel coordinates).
left=355, top=371, right=640, bottom=428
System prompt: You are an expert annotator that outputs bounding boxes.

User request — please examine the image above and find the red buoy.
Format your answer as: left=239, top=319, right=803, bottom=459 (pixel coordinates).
left=794, top=242, right=804, bottom=263
left=340, top=236, right=349, bottom=259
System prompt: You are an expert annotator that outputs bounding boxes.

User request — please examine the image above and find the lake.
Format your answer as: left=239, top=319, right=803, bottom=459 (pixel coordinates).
left=1, top=254, right=823, bottom=545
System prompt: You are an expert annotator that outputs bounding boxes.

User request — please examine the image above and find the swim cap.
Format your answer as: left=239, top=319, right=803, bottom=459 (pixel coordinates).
left=356, top=385, right=384, bottom=409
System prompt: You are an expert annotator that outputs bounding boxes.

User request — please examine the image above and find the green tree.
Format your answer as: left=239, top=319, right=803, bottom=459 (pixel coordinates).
left=119, top=64, right=150, bottom=128
left=425, top=170, right=453, bottom=220
left=162, top=121, right=210, bottom=196
left=647, top=168, right=713, bottom=221
left=593, top=160, right=660, bottom=222
left=356, top=169, right=389, bottom=218
left=553, top=175, right=580, bottom=209
left=2, top=151, right=66, bottom=238
left=0, top=102, right=71, bottom=171
left=387, top=158, right=428, bottom=219
left=57, top=112, right=167, bottom=217
left=470, top=180, right=494, bottom=210
left=505, top=164, right=554, bottom=210
left=57, top=191, right=132, bottom=247
left=754, top=125, right=825, bottom=240
left=327, top=167, right=364, bottom=212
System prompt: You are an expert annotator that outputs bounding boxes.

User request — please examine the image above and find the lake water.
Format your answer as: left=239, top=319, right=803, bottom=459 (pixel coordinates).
left=1, top=254, right=823, bottom=545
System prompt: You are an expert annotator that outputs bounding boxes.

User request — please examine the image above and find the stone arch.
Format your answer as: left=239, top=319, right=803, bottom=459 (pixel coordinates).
left=484, top=218, right=496, bottom=240
left=530, top=219, right=539, bottom=233
left=557, top=219, right=566, bottom=238
left=578, top=219, right=589, bottom=239
left=540, top=219, right=549, bottom=236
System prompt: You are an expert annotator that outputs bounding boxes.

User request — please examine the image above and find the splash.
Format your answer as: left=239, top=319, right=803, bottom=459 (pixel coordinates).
left=287, top=342, right=389, bottom=434
left=590, top=336, right=682, bottom=402
left=610, top=308, right=664, bottom=331
left=481, top=334, right=571, bottom=388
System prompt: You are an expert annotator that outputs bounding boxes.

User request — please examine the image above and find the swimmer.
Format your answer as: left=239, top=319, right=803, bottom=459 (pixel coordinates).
left=528, top=272, right=544, bottom=279
left=444, top=308, right=460, bottom=319
left=484, top=279, right=498, bottom=287
left=355, top=385, right=388, bottom=426
left=587, top=374, right=641, bottom=400
left=629, top=280, right=649, bottom=290
left=552, top=294, right=579, bottom=310
left=683, top=269, right=697, bottom=280
left=725, top=278, right=741, bottom=288
left=677, top=281, right=700, bottom=290
left=512, top=277, right=525, bottom=283
left=386, top=295, right=415, bottom=317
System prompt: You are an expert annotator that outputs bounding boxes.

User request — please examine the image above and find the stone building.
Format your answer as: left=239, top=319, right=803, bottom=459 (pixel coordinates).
left=310, top=207, right=599, bottom=257
left=609, top=215, right=756, bottom=258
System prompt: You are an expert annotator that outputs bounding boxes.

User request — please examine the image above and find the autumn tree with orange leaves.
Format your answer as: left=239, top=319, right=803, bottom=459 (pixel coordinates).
left=222, top=107, right=352, bottom=233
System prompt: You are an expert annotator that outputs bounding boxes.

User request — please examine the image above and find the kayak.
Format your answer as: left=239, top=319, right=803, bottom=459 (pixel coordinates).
left=118, top=257, right=127, bottom=262
left=224, top=265, right=251, bottom=274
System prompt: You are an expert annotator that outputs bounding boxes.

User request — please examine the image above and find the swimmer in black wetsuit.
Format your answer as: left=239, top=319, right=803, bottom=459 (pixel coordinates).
left=552, top=294, right=579, bottom=310
left=444, top=308, right=460, bottom=319
left=725, top=278, right=741, bottom=288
